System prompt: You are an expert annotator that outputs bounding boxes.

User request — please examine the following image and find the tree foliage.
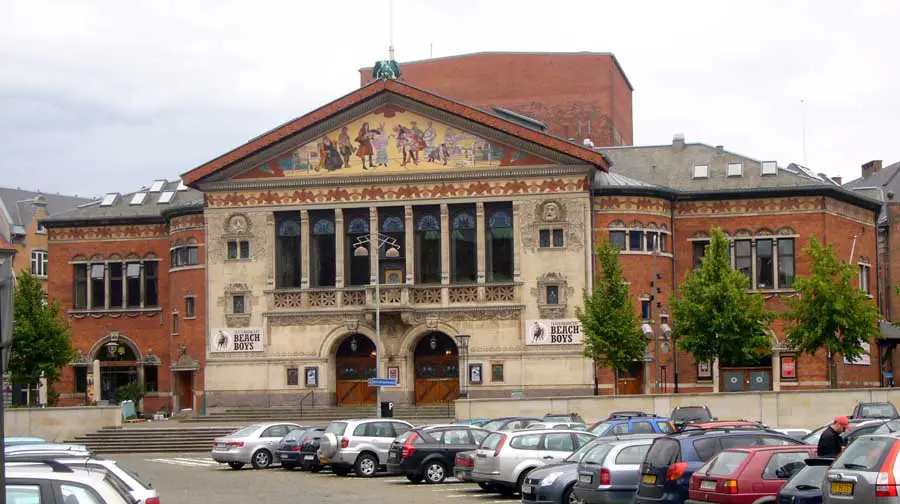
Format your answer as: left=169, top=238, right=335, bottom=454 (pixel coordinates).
left=672, top=227, right=775, bottom=366
left=8, top=271, right=75, bottom=393
left=783, top=237, right=879, bottom=387
left=577, top=240, right=647, bottom=392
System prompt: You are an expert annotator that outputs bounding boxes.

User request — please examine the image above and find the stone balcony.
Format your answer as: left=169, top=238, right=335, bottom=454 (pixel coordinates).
left=268, top=282, right=520, bottom=311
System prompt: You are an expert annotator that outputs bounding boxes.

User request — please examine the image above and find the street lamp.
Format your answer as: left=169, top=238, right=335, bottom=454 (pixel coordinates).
left=641, top=323, right=660, bottom=394
left=353, top=232, right=400, bottom=418
left=105, top=340, right=119, bottom=358
left=456, top=334, right=470, bottom=398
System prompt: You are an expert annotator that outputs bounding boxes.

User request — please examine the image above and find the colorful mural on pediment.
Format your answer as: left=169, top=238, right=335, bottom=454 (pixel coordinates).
left=236, top=106, right=553, bottom=179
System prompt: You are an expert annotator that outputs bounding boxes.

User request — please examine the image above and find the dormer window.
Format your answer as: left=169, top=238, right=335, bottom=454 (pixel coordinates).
left=761, top=161, right=777, bottom=176
left=100, top=193, right=118, bottom=207
left=130, top=192, right=147, bottom=205
left=158, top=191, right=175, bottom=204
left=727, top=162, right=743, bottom=177
left=148, top=180, right=166, bottom=192
left=693, top=164, right=709, bottom=179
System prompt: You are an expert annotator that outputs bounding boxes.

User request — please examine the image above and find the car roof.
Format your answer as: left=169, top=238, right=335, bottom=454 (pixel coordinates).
left=686, top=421, right=762, bottom=429
left=510, top=429, right=594, bottom=435
left=604, top=437, right=659, bottom=447
left=6, top=443, right=90, bottom=453
left=721, top=445, right=816, bottom=454
left=669, top=426, right=785, bottom=439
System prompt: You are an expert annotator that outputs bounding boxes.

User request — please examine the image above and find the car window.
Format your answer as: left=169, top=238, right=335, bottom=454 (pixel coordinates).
left=230, top=425, right=260, bottom=437
left=509, top=434, right=541, bottom=450
left=283, top=429, right=307, bottom=441
left=706, top=451, right=749, bottom=476
left=566, top=439, right=601, bottom=463
left=719, top=435, right=761, bottom=450
left=763, top=451, right=810, bottom=480
left=442, top=430, right=471, bottom=445
left=286, top=424, right=302, bottom=432
left=353, top=423, right=367, bottom=436
left=761, top=436, right=797, bottom=446
left=325, top=422, right=348, bottom=436
left=6, top=485, right=41, bottom=504
left=575, top=433, right=595, bottom=447
left=391, top=422, right=411, bottom=436
left=632, top=422, right=654, bottom=434
left=656, top=421, right=675, bottom=433
left=481, top=432, right=505, bottom=451
left=874, top=420, right=900, bottom=434
left=369, top=422, right=396, bottom=438
left=645, top=438, right=681, bottom=468
left=860, top=404, right=897, bottom=417
left=612, top=423, right=630, bottom=435
left=543, top=433, right=575, bottom=452
left=616, top=445, right=650, bottom=465
left=262, top=425, right=287, bottom=438
left=60, top=484, right=104, bottom=504
left=782, top=464, right=828, bottom=491
left=470, top=430, right=489, bottom=444
left=692, top=438, right=718, bottom=462
left=481, top=420, right=506, bottom=432
left=834, top=436, right=898, bottom=471
left=672, top=407, right=711, bottom=422
left=590, top=421, right=612, bottom=436
left=582, top=443, right=614, bottom=464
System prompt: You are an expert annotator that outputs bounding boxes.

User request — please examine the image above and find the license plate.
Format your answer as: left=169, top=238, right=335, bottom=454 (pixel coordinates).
left=522, top=485, right=533, bottom=494
left=304, top=455, right=314, bottom=461
left=319, top=457, right=328, bottom=463
left=579, top=473, right=592, bottom=484
left=700, top=480, right=716, bottom=491
left=388, top=452, right=398, bottom=461
left=280, top=454, right=289, bottom=459
left=215, top=443, right=225, bottom=450
left=642, top=474, right=657, bottom=485
left=831, top=482, right=853, bottom=495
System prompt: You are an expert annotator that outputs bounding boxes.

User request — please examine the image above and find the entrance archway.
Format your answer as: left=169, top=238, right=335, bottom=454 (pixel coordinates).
left=95, top=339, right=140, bottom=402
left=414, top=332, right=459, bottom=404
left=335, top=334, right=377, bottom=406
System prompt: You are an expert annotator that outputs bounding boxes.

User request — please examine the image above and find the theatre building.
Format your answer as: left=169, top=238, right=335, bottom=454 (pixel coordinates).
left=182, top=78, right=607, bottom=407
left=43, top=181, right=207, bottom=413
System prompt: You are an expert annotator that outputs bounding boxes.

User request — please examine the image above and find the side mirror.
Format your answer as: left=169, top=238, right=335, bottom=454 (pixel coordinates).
left=711, top=417, right=719, bottom=421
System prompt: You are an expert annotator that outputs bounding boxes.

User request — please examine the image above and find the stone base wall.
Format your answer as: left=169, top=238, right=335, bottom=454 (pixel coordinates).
left=4, top=406, right=122, bottom=441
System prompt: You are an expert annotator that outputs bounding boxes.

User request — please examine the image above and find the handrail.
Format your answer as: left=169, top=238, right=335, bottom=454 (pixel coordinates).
left=299, top=390, right=315, bottom=416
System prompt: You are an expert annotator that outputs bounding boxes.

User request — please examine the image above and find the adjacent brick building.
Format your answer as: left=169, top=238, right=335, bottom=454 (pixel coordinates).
left=43, top=181, right=206, bottom=414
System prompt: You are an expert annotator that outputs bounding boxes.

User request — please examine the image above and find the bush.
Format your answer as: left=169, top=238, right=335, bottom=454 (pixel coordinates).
left=115, top=382, right=145, bottom=405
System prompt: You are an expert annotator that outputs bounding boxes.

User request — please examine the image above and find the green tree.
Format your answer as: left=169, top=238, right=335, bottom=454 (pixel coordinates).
left=8, top=270, right=75, bottom=403
left=672, top=227, right=775, bottom=368
left=577, top=240, right=647, bottom=394
left=783, top=237, right=880, bottom=388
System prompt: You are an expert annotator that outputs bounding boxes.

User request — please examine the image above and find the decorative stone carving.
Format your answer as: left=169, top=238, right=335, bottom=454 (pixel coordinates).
left=274, top=292, right=303, bottom=309
left=564, top=200, right=586, bottom=251
left=532, top=272, right=575, bottom=319
left=411, top=287, right=442, bottom=304
left=540, top=200, right=564, bottom=223
left=225, top=283, right=251, bottom=293
left=518, top=200, right=537, bottom=252
left=425, top=314, right=440, bottom=329
left=225, top=213, right=252, bottom=235
left=448, top=286, right=478, bottom=303
left=226, top=313, right=251, bottom=328
left=267, top=312, right=356, bottom=326
left=485, top=285, right=516, bottom=302
left=403, top=307, right=522, bottom=325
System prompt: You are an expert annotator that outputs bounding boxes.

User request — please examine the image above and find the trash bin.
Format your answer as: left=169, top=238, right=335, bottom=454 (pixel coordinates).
left=380, top=401, right=394, bottom=418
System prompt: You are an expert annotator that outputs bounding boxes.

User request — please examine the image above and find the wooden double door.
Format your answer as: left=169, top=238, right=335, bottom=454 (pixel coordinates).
left=336, top=356, right=377, bottom=406
left=414, top=355, right=460, bottom=404
left=616, top=362, right=645, bottom=395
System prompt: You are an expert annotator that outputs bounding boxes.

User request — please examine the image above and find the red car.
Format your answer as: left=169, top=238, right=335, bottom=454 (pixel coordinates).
left=686, top=445, right=817, bottom=504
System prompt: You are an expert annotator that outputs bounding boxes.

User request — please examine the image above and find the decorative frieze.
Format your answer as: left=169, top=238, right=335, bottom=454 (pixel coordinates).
left=49, top=224, right=167, bottom=242
left=594, top=196, right=671, bottom=216
left=169, top=214, right=205, bottom=233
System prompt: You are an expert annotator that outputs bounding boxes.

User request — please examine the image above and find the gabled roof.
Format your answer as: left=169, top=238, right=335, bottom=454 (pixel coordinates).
left=844, top=161, right=900, bottom=225
left=0, top=188, right=94, bottom=230
left=182, top=78, right=609, bottom=186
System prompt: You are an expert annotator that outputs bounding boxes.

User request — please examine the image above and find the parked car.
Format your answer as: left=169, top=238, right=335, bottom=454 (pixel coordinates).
left=6, top=452, right=160, bottom=504
left=545, top=413, right=586, bottom=423
left=387, top=425, right=490, bottom=483
left=776, top=457, right=834, bottom=504
left=480, top=416, right=544, bottom=432
left=671, top=406, right=716, bottom=430
left=211, top=422, right=303, bottom=470
left=5, top=459, right=135, bottom=504
left=572, top=437, right=658, bottom=504
left=849, top=401, right=899, bottom=420
left=634, top=425, right=804, bottom=504
left=3, top=436, right=47, bottom=446
left=5, top=443, right=89, bottom=455
left=802, top=419, right=887, bottom=447
left=528, top=422, right=589, bottom=431
left=454, top=418, right=490, bottom=427
left=472, top=428, right=597, bottom=495
left=454, top=450, right=479, bottom=485
left=317, top=418, right=413, bottom=477
left=774, top=428, right=812, bottom=440
left=822, top=434, right=900, bottom=503
left=275, top=427, right=323, bottom=470
left=298, top=428, right=327, bottom=472
left=588, top=415, right=675, bottom=437
left=873, top=419, right=900, bottom=435
left=686, top=445, right=817, bottom=503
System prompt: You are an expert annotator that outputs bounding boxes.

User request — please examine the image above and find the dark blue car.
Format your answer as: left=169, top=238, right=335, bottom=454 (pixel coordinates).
left=776, top=457, right=833, bottom=504
left=634, top=425, right=804, bottom=504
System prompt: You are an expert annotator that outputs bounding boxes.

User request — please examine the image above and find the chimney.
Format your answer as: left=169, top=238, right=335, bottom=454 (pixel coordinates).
left=832, top=176, right=843, bottom=185
left=673, top=133, right=685, bottom=149
left=715, top=145, right=724, bottom=155
left=862, top=160, right=883, bottom=179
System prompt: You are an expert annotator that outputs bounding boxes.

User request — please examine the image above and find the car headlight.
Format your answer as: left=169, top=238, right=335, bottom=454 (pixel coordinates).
left=540, top=472, right=563, bottom=486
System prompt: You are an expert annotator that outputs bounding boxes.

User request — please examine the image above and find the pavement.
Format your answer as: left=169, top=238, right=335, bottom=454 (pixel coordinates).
left=113, top=452, right=519, bottom=504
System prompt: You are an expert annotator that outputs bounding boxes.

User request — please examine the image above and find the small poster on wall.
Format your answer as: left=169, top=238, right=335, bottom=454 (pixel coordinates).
left=780, top=355, right=797, bottom=381
left=469, top=364, right=483, bottom=385
left=843, top=342, right=872, bottom=365
left=387, top=366, right=400, bottom=385
left=697, top=361, right=712, bottom=381
left=305, top=366, right=318, bottom=388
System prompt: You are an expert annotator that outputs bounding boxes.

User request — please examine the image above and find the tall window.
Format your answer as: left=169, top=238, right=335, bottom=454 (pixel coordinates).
left=90, top=264, right=105, bottom=308
left=74, top=264, right=87, bottom=309
left=170, top=242, right=200, bottom=267
left=859, top=263, right=871, bottom=294
left=628, top=230, right=643, bottom=251
left=778, top=238, right=795, bottom=289
left=450, top=205, right=477, bottom=283
left=310, top=212, right=336, bottom=287
left=646, top=232, right=658, bottom=252
left=415, top=209, right=441, bottom=284
left=185, top=296, right=196, bottom=318
left=734, top=240, right=752, bottom=282
left=756, top=239, right=774, bottom=289
left=345, top=213, right=370, bottom=286
left=641, top=299, right=652, bottom=320
left=610, top=230, right=626, bottom=250
left=692, top=241, right=709, bottom=269
left=31, top=250, right=48, bottom=278
left=109, top=263, right=123, bottom=308
left=275, top=212, right=301, bottom=288
left=144, top=262, right=158, bottom=306
left=172, top=312, right=180, bottom=334
left=125, top=262, right=141, bottom=307
left=380, top=210, right=405, bottom=283
left=486, top=203, right=514, bottom=282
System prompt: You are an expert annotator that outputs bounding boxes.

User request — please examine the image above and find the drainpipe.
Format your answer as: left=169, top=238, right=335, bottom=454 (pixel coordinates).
left=670, top=197, right=679, bottom=393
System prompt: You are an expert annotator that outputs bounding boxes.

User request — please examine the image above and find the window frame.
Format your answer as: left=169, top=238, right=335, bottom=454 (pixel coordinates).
left=185, top=295, right=196, bottom=319
left=539, top=227, right=565, bottom=249
left=727, top=162, right=743, bottom=177
left=859, top=261, right=872, bottom=295
left=31, top=249, right=48, bottom=278
left=232, top=295, right=246, bottom=314
left=693, top=164, right=709, bottom=179
left=227, top=239, right=251, bottom=260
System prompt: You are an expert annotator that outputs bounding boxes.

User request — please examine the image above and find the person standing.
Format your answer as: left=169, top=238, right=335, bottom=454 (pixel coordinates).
left=817, top=416, right=850, bottom=457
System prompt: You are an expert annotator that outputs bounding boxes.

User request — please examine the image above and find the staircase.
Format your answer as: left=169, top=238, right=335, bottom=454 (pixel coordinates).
left=68, top=426, right=235, bottom=454
left=181, top=403, right=456, bottom=425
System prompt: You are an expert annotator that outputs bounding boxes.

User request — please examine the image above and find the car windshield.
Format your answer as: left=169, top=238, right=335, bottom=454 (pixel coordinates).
left=782, top=465, right=828, bottom=491
left=566, top=440, right=603, bottom=463
left=589, top=421, right=613, bottom=435
left=645, top=438, right=681, bottom=468
left=325, top=422, right=348, bottom=436
left=704, top=451, right=749, bottom=476
left=481, top=420, right=509, bottom=432
left=834, top=436, right=897, bottom=471
left=802, top=426, right=825, bottom=444
left=545, top=415, right=573, bottom=422
left=874, top=420, right=900, bottom=434
left=283, top=429, right=307, bottom=441
left=481, top=433, right=505, bottom=451
left=672, top=407, right=711, bottom=422
left=230, top=425, right=260, bottom=438
left=860, top=404, right=897, bottom=418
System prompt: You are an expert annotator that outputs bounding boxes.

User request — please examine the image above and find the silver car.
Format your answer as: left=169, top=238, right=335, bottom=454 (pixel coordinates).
left=573, top=438, right=656, bottom=504
left=317, top=418, right=413, bottom=477
left=472, top=429, right=597, bottom=495
left=824, top=433, right=900, bottom=503
left=212, top=422, right=303, bottom=470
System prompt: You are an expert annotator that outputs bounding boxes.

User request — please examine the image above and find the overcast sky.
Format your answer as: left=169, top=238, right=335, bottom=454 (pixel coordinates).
left=2, top=0, right=898, bottom=198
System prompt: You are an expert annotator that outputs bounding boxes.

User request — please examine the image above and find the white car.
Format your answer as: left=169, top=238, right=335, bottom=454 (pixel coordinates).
left=5, top=460, right=133, bottom=504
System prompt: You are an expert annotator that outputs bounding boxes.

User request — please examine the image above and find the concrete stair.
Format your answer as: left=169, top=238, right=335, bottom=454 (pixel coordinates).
left=181, top=403, right=456, bottom=425
left=67, top=426, right=236, bottom=454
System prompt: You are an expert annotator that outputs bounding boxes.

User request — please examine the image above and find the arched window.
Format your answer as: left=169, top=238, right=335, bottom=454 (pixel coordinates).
left=345, top=213, right=370, bottom=286
left=486, top=205, right=513, bottom=282
left=451, top=206, right=477, bottom=283
left=276, top=212, right=301, bottom=288
left=379, top=209, right=405, bottom=283
left=415, top=210, right=441, bottom=284
left=382, top=216, right=404, bottom=233
left=310, top=212, right=336, bottom=286
left=348, top=217, right=369, bottom=234
left=313, top=218, right=336, bottom=235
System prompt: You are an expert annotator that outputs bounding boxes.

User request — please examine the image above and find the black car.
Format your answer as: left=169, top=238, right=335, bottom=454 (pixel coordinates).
left=387, top=426, right=490, bottom=483
left=670, top=405, right=716, bottom=430
left=776, top=456, right=834, bottom=504
left=295, top=428, right=327, bottom=471
left=275, top=427, right=323, bottom=470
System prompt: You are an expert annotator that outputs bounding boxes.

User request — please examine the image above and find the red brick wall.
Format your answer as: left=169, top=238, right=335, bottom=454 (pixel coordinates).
left=361, top=53, right=633, bottom=147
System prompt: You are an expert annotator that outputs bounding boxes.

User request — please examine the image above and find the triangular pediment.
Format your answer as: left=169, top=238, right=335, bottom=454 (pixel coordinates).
left=183, top=80, right=608, bottom=186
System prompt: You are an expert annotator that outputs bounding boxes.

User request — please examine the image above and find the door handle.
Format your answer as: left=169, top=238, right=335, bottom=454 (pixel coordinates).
left=543, top=456, right=554, bottom=460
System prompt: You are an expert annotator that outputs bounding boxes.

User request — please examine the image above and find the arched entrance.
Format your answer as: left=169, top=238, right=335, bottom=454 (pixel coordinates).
left=96, top=339, right=140, bottom=402
left=335, top=334, right=377, bottom=406
left=414, top=332, right=459, bottom=404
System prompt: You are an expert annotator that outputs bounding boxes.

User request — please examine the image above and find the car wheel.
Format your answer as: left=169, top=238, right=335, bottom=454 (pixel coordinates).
left=562, top=485, right=580, bottom=504
left=424, top=461, right=447, bottom=484
left=251, top=450, right=272, bottom=469
left=477, top=482, right=495, bottom=492
left=406, top=473, right=423, bottom=483
left=354, top=453, right=378, bottom=478
left=332, top=465, right=351, bottom=477
left=516, top=470, right=532, bottom=495
left=227, top=462, right=244, bottom=470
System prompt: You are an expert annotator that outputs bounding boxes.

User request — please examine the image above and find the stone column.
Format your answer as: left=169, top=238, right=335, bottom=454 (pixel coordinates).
left=440, top=204, right=450, bottom=285
left=512, top=201, right=522, bottom=281
left=335, top=208, right=345, bottom=288
left=300, top=210, right=310, bottom=289
left=772, top=239, right=780, bottom=290
left=476, top=202, right=486, bottom=284
left=370, top=207, right=379, bottom=284
left=404, top=205, right=415, bottom=284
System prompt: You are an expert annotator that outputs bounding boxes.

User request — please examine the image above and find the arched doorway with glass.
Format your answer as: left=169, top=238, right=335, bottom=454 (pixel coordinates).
left=92, top=335, right=143, bottom=403
left=414, top=332, right=459, bottom=404
left=335, top=334, right=377, bottom=406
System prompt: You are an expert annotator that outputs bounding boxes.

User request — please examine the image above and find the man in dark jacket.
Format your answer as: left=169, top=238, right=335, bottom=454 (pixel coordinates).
left=817, top=416, right=850, bottom=457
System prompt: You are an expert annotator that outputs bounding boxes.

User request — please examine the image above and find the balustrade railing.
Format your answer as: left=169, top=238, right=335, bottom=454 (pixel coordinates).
left=269, top=282, right=519, bottom=310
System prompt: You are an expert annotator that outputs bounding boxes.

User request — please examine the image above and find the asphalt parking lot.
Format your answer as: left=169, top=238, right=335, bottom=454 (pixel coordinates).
left=113, top=453, right=519, bottom=504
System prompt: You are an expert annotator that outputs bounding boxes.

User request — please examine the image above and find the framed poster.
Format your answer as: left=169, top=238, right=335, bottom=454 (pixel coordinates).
left=697, top=361, right=713, bottom=381
left=780, top=355, right=797, bottom=381
left=469, top=363, right=483, bottom=385
left=387, top=366, right=400, bottom=384
left=385, top=269, right=403, bottom=285
left=304, top=366, right=318, bottom=388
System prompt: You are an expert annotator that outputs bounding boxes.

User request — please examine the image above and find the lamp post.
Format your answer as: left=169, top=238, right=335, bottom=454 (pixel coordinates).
left=456, top=334, right=470, bottom=398
left=353, top=232, right=400, bottom=418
